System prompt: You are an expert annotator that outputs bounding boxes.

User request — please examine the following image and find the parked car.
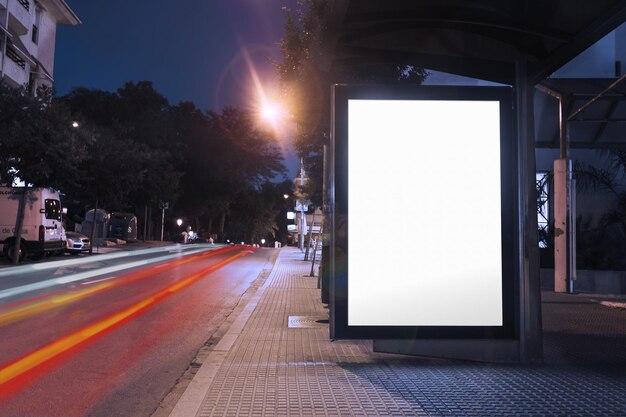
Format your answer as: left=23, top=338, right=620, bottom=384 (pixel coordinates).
left=65, top=231, right=91, bottom=254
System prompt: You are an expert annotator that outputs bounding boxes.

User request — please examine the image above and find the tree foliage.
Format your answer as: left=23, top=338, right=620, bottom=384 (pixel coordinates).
left=561, top=153, right=626, bottom=270
left=61, top=82, right=182, bottom=211
left=225, top=180, right=293, bottom=244
left=277, top=0, right=428, bottom=204
left=0, top=84, right=92, bottom=188
left=1, top=81, right=288, bottom=245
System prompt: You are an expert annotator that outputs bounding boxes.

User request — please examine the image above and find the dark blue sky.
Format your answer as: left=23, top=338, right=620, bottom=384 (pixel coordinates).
left=55, top=0, right=296, bottom=110
left=54, top=0, right=299, bottom=175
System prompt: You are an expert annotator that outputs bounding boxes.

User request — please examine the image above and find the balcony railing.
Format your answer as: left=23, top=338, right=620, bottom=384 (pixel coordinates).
left=6, top=45, right=26, bottom=69
left=17, top=0, right=29, bottom=11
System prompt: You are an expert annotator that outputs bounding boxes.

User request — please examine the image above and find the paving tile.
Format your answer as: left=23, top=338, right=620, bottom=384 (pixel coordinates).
left=195, top=248, right=626, bottom=417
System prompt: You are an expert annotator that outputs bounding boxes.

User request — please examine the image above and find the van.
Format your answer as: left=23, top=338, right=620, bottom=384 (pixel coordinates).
left=0, top=187, right=66, bottom=261
left=108, top=212, right=138, bottom=242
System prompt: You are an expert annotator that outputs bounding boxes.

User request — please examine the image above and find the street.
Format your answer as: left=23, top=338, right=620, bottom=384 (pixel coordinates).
left=0, top=244, right=278, bottom=417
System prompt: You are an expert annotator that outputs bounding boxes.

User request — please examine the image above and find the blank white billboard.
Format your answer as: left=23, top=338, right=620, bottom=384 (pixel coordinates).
left=347, top=99, right=503, bottom=326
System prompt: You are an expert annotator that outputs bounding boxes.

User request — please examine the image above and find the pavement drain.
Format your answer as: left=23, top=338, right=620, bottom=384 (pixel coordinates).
left=288, top=315, right=328, bottom=328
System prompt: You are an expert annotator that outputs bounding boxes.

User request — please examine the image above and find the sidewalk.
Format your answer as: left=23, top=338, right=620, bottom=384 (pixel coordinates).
left=163, top=247, right=626, bottom=416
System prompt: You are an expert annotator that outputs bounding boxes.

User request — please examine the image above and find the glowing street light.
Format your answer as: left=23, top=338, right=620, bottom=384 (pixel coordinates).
left=72, top=121, right=79, bottom=128
left=261, top=103, right=279, bottom=122
left=259, top=99, right=290, bottom=131
left=176, top=218, right=183, bottom=227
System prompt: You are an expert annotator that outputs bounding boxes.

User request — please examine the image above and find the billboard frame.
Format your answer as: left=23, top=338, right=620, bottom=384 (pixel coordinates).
left=330, top=84, right=518, bottom=340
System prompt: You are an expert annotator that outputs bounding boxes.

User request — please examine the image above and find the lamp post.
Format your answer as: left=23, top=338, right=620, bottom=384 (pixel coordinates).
left=260, top=100, right=308, bottom=249
left=159, top=201, right=169, bottom=241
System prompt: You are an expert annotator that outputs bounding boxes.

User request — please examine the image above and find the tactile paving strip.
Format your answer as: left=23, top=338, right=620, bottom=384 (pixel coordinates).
left=196, top=249, right=626, bottom=416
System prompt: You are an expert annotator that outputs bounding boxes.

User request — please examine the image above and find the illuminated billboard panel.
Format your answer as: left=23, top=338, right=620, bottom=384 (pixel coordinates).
left=331, top=85, right=515, bottom=339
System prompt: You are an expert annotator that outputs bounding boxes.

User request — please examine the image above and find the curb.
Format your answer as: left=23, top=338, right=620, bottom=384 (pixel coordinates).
left=166, top=251, right=280, bottom=417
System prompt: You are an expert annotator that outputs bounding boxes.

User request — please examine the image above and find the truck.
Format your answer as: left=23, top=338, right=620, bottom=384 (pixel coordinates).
left=0, top=187, right=66, bottom=261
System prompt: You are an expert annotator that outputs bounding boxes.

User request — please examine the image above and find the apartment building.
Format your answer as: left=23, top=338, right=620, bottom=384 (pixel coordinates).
left=0, top=0, right=79, bottom=89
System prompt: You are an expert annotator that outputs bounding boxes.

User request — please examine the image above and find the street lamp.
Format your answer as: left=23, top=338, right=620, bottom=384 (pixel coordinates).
left=72, top=121, right=79, bottom=128
left=261, top=238, right=266, bottom=246
left=176, top=218, right=183, bottom=227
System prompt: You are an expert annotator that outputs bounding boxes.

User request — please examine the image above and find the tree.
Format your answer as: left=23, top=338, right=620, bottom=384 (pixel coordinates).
left=224, top=181, right=292, bottom=244
left=61, top=83, right=183, bottom=238
left=176, top=106, right=286, bottom=240
left=0, top=83, right=93, bottom=262
left=277, top=0, right=428, bottom=204
left=0, top=84, right=92, bottom=189
left=561, top=154, right=626, bottom=270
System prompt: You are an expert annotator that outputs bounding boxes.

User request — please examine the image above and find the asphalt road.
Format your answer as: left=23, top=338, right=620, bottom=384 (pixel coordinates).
left=0, top=244, right=278, bottom=417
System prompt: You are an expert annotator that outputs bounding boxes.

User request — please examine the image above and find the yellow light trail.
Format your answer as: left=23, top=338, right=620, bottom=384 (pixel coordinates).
left=0, top=246, right=239, bottom=328
left=0, top=250, right=250, bottom=387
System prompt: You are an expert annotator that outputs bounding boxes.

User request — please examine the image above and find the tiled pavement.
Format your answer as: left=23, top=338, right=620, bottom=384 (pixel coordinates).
left=171, top=248, right=626, bottom=417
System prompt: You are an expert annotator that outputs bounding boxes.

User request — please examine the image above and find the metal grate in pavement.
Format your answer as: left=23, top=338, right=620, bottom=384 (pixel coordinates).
left=288, top=316, right=328, bottom=329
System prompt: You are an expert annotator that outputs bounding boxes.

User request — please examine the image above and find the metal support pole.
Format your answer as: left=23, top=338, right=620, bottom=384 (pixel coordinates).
left=304, top=211, right=316, bottom=261
left=160, top=207, right=165, bottom=241
left=567, top=73, right=626, bottom=122
left=299, top=158, right=305, bottom=251
left=570, top=178, right=577, bottom=293
left=310, top=224, right=323, bottom=278
left=88, top=197, right=98, bottom=255
left=299, top=208, right=305, bottom=251
left=516, top=60, right=543, bottom=363
left=553, top=159, right=570, bottom=293
left=143, top=204, right=148, bottom=242
left=536, top=83, right=572, bottom=294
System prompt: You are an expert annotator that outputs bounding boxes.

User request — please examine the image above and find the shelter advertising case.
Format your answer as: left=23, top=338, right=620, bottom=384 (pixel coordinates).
left=330, top=84, right=517, bottom=340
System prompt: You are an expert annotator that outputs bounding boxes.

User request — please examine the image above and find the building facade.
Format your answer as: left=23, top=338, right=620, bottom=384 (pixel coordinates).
left=0, top=0, right=79, bottom=89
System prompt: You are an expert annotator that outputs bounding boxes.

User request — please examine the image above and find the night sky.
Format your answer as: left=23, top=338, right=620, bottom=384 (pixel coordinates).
left=55, top=0, right=296, bottom=109
left=54, top=0, right=299, bottom=175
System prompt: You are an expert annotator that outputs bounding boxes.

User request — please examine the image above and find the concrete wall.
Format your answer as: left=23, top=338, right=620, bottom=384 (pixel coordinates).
left=541, top=268, right=626, bottom=294
left=36, top=9, right=56, bottom=76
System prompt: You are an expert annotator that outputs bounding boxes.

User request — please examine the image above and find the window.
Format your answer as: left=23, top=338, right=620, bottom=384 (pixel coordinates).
left=44, top=199, right=61, bottom=221
left=32, top=7, right=41, bottom=45
left=32, top=25, right=39, bottom=44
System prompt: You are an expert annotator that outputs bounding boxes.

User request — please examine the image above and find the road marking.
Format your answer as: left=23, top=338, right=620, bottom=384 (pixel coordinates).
left=80, top=276, right=118, bottom=285
left=0, top=250, right=250, bottom=388
left=0, top=244, right=225, bottom=278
